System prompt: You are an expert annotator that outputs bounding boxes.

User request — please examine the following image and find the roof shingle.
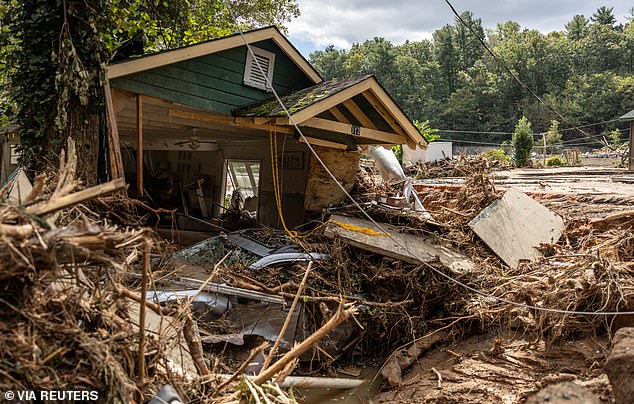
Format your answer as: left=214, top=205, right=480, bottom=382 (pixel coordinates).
left=233, top=75, right=372, bottom=117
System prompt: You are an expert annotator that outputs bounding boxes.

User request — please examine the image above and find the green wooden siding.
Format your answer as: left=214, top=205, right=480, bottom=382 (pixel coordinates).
left=110, top=40, right=314, bottom=115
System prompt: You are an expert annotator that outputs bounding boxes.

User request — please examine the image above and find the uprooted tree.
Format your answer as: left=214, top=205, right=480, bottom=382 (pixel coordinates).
left=0, top=0, right=299, bottom=184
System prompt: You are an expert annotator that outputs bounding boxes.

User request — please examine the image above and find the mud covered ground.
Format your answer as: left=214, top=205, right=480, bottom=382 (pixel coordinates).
left=374, top=330, right=611, bottom=403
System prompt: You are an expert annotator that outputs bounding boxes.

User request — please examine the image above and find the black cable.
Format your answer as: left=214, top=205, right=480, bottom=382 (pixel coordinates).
left=444, top=0, right=610, bottom=149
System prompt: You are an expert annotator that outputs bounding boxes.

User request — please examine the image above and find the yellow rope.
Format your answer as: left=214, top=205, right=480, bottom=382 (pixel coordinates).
left=270, top=128, right=385, bottom=239
left=329, top=220, right=388, bottom=236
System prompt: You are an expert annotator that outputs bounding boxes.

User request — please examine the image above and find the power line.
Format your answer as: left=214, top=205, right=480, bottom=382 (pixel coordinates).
left=438, top=119, right=626, bottom=138
left=444, top=0, right=610, bottom=149
left=223, top=1, right=634, bottom=317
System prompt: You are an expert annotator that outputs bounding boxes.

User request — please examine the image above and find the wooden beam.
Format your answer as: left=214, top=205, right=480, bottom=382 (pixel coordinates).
left=168, top=110, right=295, bottom=134
left=104, top=84, right=125, bottom=181
left=107, top=28, right=321, bottom=84
left=362, top=90, right=407, bottom=137
left=630, top=120, right=634, bottom=171
left=368, top=82, right=426, bottom=148
left=341, top=99, right=377, bottom=129
left=329, top=106, right=350, bottom=124
left=297, top=136, right=348, bottom=150
left=136, top=95, right=144, bottom=197
left=289, top=79, right=373, bottom=124
left=300, top=117, right=406, bottom=145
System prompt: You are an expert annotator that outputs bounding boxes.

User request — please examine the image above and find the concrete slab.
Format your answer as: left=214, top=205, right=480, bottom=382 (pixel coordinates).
left=468, top=188, right=564, bottom=268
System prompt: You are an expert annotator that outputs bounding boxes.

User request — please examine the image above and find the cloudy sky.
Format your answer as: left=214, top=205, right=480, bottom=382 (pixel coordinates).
left=287, top=1, right=632, bottom=56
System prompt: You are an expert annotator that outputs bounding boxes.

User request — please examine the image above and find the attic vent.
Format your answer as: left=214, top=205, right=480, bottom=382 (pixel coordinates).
left=243, top=46, right=276, bottom=91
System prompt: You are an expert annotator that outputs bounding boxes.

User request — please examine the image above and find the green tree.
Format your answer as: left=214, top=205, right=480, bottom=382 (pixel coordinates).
left=609, top=128, right=623, bottom=148
left=565, top=15, right=589, bottom=40
left=413, top=120, right=440, bottom=142
left=433, top=25, right=458, bottom=94
left=545, top=120, right=563, bottom=153
left=0, top=0, right=300, bottom=182
left=591, top=6, right=616, bottom=27
left=512, top=116, right=534, bottom=166
left=309, top=45, right=347, bottom=80
left=454, top=11, right=485, bottom=71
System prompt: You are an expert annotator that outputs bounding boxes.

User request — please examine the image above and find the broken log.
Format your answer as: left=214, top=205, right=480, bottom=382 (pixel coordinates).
left=380, top=329, right=450, bottom=386
left=26, top=178, right=126, bottom=216
left=183, top=315, right=211, bottom=377
left=216, top=374, right=363, bottom=389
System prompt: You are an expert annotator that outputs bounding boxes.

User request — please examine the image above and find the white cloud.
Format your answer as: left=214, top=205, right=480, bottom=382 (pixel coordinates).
left=288, top=0, right=633, bottom=53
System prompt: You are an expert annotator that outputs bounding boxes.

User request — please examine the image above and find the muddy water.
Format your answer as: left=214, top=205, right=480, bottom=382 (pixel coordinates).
left=300, top=366, right=383, bottom=403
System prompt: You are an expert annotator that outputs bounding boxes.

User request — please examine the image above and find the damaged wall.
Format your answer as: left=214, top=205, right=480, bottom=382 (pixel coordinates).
left=131, top=136, right=311, bottom=228
left=304, top=146, right=360, bottom=212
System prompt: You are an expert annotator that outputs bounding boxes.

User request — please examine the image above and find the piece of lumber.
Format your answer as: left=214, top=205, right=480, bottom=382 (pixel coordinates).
left=172, top=277, right=286, bottom=305
left=329, top=106, right=351, bottom=123
left=136, top=94, right=144, bottom=196
left=300, top=117, right=405, bottom=145
left=468, top=188, right=564, bottom=268
left=168, top=110, right=295, bottom=134
left=25, top=178, right=126, bottom=217
left=590, top=210, right=634, bottom=230
left=324, top=214, right=474, bottom=273
left=342, top=99, right=377, bottom=129
left=104, top=84, right=125, bottom=180
left=297, top=136, right=348, bottom=150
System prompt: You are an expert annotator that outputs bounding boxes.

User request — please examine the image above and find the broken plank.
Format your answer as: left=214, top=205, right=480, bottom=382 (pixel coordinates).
left=324, top=214, right=474, bottom=273
left=468, top=188, right=564, bottom=268
left=172, top=277, right=287, bottom=305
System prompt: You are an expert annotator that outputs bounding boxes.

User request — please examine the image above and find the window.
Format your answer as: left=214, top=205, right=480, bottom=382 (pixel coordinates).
left=243, top=46, right=276, bottom=91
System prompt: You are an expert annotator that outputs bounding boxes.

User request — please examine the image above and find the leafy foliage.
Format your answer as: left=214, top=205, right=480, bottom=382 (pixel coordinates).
left=1, top=0, right=110, bottom=167
left=546, top=156, right=564, bottom=166
left=309, top=6, right=634, bottom=146
left=0, top=0, right=299, bottom=176
left=512, top=116, right=534, bottom=167
left=413, top=120, right=440, bottom=142
left=545, top=120, right=563, bottom=153
left=483, top=148, right=511, bottom=164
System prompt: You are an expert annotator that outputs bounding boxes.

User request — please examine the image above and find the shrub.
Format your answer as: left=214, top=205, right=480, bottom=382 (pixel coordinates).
left=484, top=148, right=511, bottom=164
left=546, top=156, right=563, bottom=166
left=512, top=116, right=534, bottom=167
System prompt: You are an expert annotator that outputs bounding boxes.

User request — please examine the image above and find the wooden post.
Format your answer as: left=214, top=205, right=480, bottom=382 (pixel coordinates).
left=136, top=95, right=144, bottom=196
left=542, top=133, right=547, bottom=167
left=629, top=121, right=634, bottom=171
left=104, top=85, right=125, bottom=181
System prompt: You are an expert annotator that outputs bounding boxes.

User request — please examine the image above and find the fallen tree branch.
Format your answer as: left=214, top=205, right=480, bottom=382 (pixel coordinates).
left=26, top=178, right=126, bottom=217
left=183, top=315, right=211, bottom=377
left=254, top=304, right=356, bottom=385
left=261, top=261, right=313, bottom=372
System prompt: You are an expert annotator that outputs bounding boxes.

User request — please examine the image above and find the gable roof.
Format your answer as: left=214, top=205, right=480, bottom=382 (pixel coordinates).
left=234, top=75, right=427, bottom=148
left=620, top=109, right=634, bottom=121
left=107, top=26, right=322, bottom=84
left=234, top=75, right=371, bottom=117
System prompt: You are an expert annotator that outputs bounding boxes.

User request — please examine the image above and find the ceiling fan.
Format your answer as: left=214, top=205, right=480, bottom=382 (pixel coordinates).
left=173, top=128, right=218, bottom=150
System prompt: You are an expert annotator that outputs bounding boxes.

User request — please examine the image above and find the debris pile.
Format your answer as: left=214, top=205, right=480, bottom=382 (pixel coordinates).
left=403, top=152, right=512, bottom=180
left=2, top=141, right=633, bottom=403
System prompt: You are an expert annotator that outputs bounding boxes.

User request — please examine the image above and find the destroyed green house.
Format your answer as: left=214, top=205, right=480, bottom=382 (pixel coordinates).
left=104, top=26, right=426, bottom=229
